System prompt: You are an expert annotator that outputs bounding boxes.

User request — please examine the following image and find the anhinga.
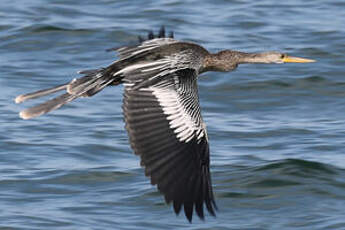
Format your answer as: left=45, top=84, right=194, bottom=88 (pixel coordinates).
left=15, top=27, right=315, bottom=222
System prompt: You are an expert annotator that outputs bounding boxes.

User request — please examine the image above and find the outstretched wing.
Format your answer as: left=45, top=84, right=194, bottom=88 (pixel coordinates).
left=123, top=68, right=216, bottom=222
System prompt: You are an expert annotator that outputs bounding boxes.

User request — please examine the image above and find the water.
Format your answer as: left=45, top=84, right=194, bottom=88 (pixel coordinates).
left=1, top=0, right=345, bottom=229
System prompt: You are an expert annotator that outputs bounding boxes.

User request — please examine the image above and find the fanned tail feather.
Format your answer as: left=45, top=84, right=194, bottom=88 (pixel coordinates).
left=15, top=84, right=68, bottom=104
left=19, top=93, right=78, bottom=120
left=16, top=68, right=117, bottom=120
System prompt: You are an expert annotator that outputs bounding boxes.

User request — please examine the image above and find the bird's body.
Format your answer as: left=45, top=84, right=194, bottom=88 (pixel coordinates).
left=15, top=27, right=314, bottom=222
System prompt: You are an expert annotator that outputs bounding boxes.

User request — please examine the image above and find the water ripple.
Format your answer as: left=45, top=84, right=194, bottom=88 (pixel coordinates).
left=1, top=0, right=345, bottom=229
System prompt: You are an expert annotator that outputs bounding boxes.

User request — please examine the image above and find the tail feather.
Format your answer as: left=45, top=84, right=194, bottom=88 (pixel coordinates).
left=16, top=69, right=119, bottom=119
left=19, top=93, right=78, bottom=120
left=15, top=84, right=67, bottom=104
left=66, top=74, right=112, bottom=95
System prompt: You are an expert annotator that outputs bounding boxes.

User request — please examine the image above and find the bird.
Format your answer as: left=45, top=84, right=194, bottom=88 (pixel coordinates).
left=15, top=26, right=315, bottom=222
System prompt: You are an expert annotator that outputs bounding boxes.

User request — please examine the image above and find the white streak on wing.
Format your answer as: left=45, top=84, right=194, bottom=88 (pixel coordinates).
left=151, top=86, right=205, bottom=143
left=123, top=82, right=134, bottom=87
left=141, top=64, right=170, bottom=73
left=142, top=38, right=177, bottom=46
left=177, top=128, right=194, bottom=142
left=130, top=46, right=156, bottom=56
left=113, top=60, right=170, bottom=76
left=197, top=128, right=205, bottom=140
left=117, top=39, right=206, bottom=143
left=170, top=117, right=184, bottom=129
left=117, top=38, right=178, bottom=60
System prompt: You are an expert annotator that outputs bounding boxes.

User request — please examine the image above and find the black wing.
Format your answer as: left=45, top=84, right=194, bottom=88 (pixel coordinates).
left=123, top=68, right=216, bottom=222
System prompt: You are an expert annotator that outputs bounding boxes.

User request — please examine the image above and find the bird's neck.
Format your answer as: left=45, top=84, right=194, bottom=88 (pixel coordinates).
left=236, top=52, right=271, bottom=64
left=202, top=51, right=266, bottom=72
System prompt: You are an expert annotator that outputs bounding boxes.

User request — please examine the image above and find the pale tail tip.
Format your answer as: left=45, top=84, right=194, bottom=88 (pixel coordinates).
left=15, top=95, right=25, bottom=104
left=19, top=110, right=32, bottom=120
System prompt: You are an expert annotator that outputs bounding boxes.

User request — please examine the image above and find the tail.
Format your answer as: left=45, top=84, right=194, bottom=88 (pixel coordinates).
left=15, top=68, right=119, bottom=120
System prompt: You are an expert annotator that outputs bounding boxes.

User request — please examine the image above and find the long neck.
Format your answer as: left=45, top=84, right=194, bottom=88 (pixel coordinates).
left=202, top=51, right=269, bottom=72
left=236, top=52, right=273, bottom=64
left=237, top=53, right=261, bottom=63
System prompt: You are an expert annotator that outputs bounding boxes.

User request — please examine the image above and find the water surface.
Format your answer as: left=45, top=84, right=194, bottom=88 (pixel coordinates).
left=1, top=0, right=345, bottom=229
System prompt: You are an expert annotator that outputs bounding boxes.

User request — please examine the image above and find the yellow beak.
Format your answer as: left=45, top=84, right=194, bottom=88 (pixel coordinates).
left=283, top=56, right=316, bottom=63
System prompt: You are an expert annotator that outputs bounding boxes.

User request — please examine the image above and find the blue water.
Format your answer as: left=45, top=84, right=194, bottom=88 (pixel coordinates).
left=1, top=0, right=345, bottom=229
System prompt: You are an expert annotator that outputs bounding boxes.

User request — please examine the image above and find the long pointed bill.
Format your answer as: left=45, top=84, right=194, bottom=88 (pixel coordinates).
left=283, top=56, right=315, bottom=63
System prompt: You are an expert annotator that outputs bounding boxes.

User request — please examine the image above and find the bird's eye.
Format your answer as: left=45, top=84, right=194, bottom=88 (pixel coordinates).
left=281, top=54, right=286, bottom=59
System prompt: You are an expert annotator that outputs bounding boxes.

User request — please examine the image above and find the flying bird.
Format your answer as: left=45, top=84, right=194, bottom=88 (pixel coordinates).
left=15, top=27, right=315, bottom=222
